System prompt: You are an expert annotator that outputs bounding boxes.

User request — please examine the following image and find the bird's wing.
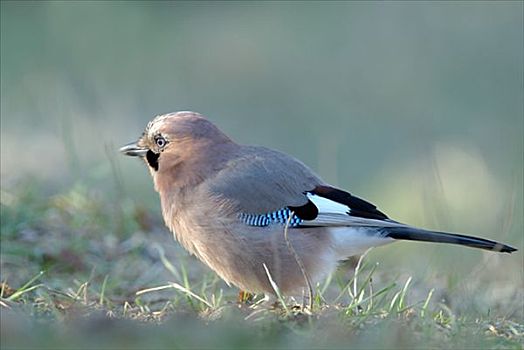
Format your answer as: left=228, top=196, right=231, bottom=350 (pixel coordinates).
left=205, top=145, right=397, bottom=228
left=203, top=145, right=517, bottom=252
left=205, top=145, right=321, bottom=214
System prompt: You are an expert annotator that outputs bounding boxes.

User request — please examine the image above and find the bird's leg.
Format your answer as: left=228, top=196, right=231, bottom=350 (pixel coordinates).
left=237, top=290, right=254, bottom=304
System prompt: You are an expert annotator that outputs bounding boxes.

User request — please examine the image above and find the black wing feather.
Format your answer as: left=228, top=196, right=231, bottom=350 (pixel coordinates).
left=288, top=200, right=318, bottom=220
left=311, top=185, right=389, bottom=220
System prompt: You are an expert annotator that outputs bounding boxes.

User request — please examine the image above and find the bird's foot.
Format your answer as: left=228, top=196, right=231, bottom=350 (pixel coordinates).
left=237, top=290, right=254, bottom=304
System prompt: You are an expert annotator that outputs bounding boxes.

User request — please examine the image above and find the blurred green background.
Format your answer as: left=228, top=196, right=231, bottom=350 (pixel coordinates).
left=1, top=1, right=523, bottom=347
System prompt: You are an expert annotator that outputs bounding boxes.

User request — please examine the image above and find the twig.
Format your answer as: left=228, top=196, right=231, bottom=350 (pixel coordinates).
left=283, top=213, right=313, bottom=310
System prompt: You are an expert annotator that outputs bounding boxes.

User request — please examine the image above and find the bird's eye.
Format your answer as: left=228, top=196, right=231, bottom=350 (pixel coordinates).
left=155, top=136, right=167, bottom=148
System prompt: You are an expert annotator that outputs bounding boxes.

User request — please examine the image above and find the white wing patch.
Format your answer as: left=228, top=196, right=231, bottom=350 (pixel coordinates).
left=302, top=192, right=403, bottom=228
left=306, top=193, right=350, bottom=215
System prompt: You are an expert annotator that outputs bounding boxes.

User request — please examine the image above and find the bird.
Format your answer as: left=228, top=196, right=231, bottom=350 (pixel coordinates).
left=120, top=111, right=517, bottom=298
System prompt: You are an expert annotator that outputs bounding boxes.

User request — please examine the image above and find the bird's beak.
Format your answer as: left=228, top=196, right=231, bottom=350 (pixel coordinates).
left=119, top=141, right=148, bottom=157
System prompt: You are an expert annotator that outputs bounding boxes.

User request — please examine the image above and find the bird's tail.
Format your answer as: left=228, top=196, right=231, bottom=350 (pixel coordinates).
left=383, top=226, right=517, bottom=253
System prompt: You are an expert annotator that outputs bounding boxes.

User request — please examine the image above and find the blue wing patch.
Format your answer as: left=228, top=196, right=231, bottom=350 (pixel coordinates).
left=239, top=208, right=303, bottom=227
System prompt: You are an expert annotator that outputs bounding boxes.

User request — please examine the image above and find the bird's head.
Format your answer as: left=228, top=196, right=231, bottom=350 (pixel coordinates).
left=120, top=111, right=233, bottom=187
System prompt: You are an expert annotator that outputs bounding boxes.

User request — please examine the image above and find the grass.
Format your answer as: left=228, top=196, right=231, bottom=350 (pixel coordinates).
left=1, top=180, right=523, bottom=349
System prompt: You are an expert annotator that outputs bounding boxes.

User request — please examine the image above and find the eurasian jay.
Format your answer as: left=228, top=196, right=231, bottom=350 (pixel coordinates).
left=120, top=111, right=516, bottom=296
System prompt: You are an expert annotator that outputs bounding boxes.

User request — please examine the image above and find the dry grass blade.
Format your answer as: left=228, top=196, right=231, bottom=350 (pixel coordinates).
left=262, top=263, right=289, bottom=314
left=136, top=282, right=212, bottom=309
left=353, top=248, right=372, bottom=300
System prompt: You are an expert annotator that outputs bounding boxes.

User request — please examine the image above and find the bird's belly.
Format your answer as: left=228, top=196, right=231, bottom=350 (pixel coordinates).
left=173, top=222, right=339, bottom=295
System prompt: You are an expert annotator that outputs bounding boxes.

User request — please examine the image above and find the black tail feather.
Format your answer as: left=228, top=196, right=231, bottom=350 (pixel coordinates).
left=384, top=227, right=517, bottom=253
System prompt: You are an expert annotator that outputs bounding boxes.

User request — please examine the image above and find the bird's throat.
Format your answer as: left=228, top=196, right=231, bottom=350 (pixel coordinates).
left=146, top=150, right=159, bottom=171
